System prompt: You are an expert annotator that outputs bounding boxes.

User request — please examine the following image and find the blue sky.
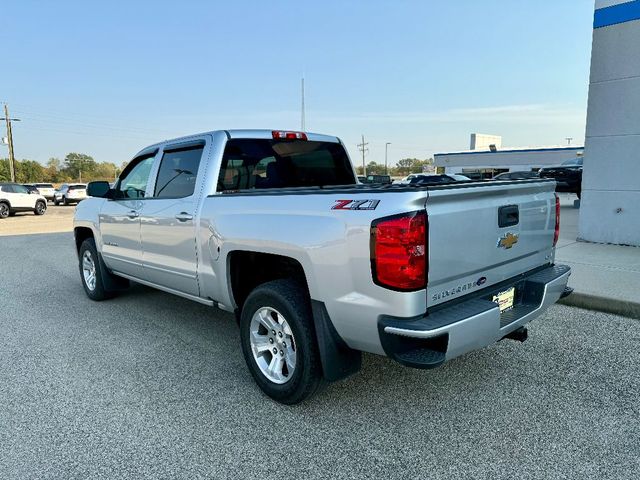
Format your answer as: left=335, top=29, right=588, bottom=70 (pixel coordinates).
left=2, top=0, right=594, bottom=166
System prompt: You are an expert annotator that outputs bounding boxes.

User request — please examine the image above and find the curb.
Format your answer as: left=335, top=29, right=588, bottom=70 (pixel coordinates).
left=559, top=291, right=640, bottom=320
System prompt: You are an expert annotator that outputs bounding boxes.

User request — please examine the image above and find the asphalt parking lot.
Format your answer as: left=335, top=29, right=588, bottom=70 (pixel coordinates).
left=1, top=232, right=638, bottom=479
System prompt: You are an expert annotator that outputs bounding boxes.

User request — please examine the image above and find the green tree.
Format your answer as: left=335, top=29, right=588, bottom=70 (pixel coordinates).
left=0, top=158, right=10, bottom=181
left=15, top=160, right=45, bottom=182
left=45, top=157, right=61, bottom=182
left=393, top=157, right=434, bottom=176
left=92, top=162, right=119, bottom=182
left=396, top=158, right=419, bottom=175
left=63, top=153, right=96, bottom=182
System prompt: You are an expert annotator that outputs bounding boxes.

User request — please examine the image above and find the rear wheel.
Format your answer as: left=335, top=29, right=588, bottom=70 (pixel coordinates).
left=62, top=196, right=69, bottom=206
left=0, top=202, right=9, bottom=219
left=34, top=200, right=47, bottom=215
left=239, top=279, right=323, bottom=404
left=53, top=197, right=59, bottom=206
left=78, top=238, right=115, bottom=301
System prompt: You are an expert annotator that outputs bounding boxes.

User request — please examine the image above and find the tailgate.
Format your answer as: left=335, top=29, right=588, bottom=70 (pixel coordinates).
left=425, top=180, right=556, bottom=307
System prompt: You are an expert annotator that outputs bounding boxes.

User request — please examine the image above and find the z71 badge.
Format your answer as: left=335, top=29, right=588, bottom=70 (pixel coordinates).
left=332, top=199, right=380, bottom=210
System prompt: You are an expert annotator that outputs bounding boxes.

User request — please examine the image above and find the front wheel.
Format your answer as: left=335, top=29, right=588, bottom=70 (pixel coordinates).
left=62, top=196, right=69, bottom=206
left=0, top=202, right=9, bottom=219
left=53, top=197, right=59, bottom=206
left=78, top=238, right=115, bottom=301
left=34, top=200, right=47, bottom=215
left=240, top=279, right=323, bottom=404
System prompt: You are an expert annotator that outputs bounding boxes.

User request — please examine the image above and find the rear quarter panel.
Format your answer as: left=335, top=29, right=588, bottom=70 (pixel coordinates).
left=199, top=190, right=428, bottom=354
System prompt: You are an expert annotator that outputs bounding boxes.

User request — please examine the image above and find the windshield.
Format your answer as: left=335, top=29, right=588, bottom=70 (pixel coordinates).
left=561, top=158, right=583, bottom=166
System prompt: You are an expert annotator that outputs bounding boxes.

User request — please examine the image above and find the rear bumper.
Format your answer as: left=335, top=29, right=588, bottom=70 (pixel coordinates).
left=378, top=264, right=571, bottom=369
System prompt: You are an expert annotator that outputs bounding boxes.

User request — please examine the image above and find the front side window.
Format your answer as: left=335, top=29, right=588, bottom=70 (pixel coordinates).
left=154, top=145, right=204, bottom=198
left=116, top=155, right=155, bottom=199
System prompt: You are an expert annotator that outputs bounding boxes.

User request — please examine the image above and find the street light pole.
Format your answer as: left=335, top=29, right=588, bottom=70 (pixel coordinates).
left=385, top=142, right=391, bottom=175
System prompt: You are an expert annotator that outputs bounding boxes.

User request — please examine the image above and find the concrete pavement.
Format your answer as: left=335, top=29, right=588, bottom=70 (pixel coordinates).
left=1, top=232, right=639, bottom=479
left=555, top=194, right=640, bottom=319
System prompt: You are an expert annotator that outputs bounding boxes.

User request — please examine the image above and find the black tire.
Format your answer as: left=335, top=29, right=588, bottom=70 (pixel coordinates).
left=240, top=279, right=323, bottom=404
left=78, top=238, right=115, bottom=301
left=53, top=198, right=59, bottom=206
left=0, top=202, right=9, bottom=219
left=34, top=200, right=47, bottom=215
left=62, top=196, right=69, bottom=206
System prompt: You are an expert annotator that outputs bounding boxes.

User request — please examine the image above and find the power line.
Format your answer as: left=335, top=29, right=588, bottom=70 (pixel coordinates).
left=301, top=77, right=305, bottom=131
left=357, top=134, right=368, bottom=176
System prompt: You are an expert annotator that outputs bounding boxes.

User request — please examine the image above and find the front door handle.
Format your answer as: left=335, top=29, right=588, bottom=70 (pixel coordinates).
left=127, top=210, right=139, bottom=219
left=175, top=212, right=193, bottom=222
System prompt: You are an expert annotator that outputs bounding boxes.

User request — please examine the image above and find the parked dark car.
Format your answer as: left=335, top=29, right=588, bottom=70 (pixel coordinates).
left=538, top=158, right=583, bottom=198
left=408, top=174, right=471, bottom=186
left=493, top=171, right=540, bottom=181
left=363, top=174, right=392, bottom=184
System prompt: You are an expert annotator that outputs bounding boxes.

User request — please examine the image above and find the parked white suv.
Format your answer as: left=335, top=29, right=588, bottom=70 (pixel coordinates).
left=54, top=183, right=87, bottom=206
left=28, top=183, right=56, bottom=201
left=0, top=183, right=47, bottom=218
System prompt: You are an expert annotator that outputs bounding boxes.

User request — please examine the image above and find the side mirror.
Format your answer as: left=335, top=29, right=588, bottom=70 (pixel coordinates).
left=87, top=181, right=111, bottom=198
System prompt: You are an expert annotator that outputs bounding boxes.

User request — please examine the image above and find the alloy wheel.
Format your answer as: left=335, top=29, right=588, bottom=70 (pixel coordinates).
left=249, top=307, right=297, bottom=384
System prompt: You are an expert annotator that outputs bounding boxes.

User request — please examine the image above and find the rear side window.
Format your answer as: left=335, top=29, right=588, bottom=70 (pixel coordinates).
left=154, top=145, right=204, bottom=198
left=218, top=139, right=355, bottom=191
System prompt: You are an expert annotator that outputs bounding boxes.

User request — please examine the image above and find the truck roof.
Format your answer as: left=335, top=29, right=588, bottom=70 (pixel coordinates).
left=135, top=129, right=341, bottom=158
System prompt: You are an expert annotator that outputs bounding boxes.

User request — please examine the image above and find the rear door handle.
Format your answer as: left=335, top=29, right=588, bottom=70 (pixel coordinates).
left=127, top=210, right=139, bottom=219
left=175, top=212, right=193, bottom=222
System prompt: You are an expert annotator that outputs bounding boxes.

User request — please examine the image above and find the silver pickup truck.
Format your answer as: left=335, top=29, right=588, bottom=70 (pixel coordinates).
left=74, top=129, right=571, bottom=404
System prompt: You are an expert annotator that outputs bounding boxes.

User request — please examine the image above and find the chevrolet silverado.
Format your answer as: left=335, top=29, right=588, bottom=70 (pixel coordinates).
left=74, top=129, right=571, bottom=404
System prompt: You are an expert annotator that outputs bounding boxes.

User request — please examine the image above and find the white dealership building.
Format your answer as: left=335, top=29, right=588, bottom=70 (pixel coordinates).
left=434, top=135, right=583, bottom=178
left=579, top=0, right=640, bottom=246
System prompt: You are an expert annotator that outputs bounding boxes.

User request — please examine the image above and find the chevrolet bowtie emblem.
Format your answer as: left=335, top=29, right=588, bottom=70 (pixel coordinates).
left=497, top=232, right=519, bottom=249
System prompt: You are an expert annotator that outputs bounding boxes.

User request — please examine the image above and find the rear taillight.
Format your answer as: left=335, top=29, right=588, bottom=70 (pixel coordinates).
left=553, top=194, right=560, bottom=247
left=272, top=130, right=307, bottom=140
left=371, top=211, right=427, bottom=291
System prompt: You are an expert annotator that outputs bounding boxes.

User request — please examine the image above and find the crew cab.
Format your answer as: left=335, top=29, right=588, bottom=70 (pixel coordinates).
left=74, top=130, right=571, bottom=404
left=0, top=183, right=47, bottom=218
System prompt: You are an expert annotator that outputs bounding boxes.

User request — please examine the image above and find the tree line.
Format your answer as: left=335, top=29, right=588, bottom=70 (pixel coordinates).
left=355, top=157, right=434, bottom=176
left=1, top=153, right=434, bottom=183
left=0, top=153, right=129, bottom=183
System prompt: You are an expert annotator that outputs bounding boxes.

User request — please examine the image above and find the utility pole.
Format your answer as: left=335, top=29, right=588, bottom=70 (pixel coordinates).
left=357, top=135, right=369, bottom=176
left=1, top=104, right=21, bottom=182
left=385, top=142, right=391, bottom=175
left=301, top=77, right=306, bottom=131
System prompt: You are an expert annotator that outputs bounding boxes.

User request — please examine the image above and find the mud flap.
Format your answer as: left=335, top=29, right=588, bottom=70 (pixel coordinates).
left=97, top=252, right=130, bottom=292
left=310, top=300, right=362, bottom=382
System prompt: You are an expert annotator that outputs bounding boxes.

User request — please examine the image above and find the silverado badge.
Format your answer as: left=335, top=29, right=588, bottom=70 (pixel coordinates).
left=497, top=232, right=519, bottom=249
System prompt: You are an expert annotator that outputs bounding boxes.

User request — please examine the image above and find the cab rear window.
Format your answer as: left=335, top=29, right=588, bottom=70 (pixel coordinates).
left=218, top=139, right=355, bottom=191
